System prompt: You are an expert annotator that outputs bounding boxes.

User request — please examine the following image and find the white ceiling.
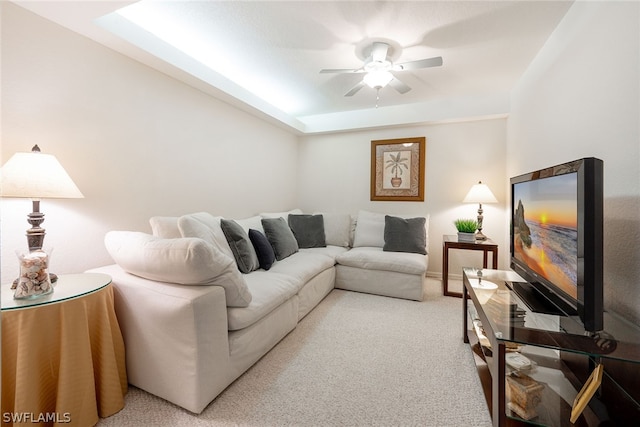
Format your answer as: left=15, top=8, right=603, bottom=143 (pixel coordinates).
left=15, top=1, right=574, bottom=134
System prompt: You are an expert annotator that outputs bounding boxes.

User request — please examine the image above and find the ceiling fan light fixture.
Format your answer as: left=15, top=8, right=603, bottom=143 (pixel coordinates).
left=363, top=70, right=393, bottom=89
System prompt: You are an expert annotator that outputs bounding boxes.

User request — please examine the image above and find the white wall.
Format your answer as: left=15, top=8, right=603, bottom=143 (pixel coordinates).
left=1, top=3, right=298, bottom=283
left=507, top=0, right=640, bottom=323
left=298, top=119, right=508, bottom=277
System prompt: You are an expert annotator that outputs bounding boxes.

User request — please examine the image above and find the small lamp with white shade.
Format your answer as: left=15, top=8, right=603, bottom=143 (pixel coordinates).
left=1, top=145, right=84, bottom=298
left=463, top=181, right=497, bottom=241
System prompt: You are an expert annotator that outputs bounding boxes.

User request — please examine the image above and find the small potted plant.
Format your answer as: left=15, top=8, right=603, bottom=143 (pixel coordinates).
left=454, top=219, right=478, bottom=242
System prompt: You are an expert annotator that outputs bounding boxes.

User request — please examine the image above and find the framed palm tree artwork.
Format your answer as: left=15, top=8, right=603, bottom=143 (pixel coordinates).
left=370, top=137, right=425, bottom=201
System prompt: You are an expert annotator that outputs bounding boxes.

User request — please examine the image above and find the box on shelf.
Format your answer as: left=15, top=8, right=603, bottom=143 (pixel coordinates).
left=506, top=372, right=544, bottom=420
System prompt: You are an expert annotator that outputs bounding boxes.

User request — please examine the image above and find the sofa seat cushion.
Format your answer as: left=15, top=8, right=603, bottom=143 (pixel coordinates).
left=336, top=247, right=427, bottom=275
left=227, top=271, right=299, bottom=331
left=268, top=251, right=336, bottom=288
left=300, top=245, right=349, bottom=259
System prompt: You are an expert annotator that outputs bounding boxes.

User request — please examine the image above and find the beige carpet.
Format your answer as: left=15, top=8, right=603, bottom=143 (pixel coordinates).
left=97, top=278, right=491, bottom=426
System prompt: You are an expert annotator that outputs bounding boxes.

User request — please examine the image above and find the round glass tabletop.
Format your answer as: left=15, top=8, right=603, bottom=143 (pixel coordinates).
left=1, top=273, right=112, bottom=311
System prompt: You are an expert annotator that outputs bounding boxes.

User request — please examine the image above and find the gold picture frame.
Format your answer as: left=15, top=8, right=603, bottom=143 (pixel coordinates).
left=570, top=362, right=604, bottom=423
left=371, top=137, right=425, bottom=201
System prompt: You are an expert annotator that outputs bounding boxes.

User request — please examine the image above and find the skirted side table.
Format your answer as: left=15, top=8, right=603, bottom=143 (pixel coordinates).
left=1, top=273, right=127, bottom=427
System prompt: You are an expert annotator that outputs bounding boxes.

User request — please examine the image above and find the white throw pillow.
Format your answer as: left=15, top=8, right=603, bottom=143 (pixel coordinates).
left=149, top=216, right=181, bottom=238
left=104, top=231, right=252, bottom=307
left=315, top=212, right=352, bottom=247
left=177, top=212, right=234, bottom=259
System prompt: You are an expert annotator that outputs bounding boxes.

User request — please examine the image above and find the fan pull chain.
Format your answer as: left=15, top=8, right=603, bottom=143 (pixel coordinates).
left=375, top=88, right=380, bottom=108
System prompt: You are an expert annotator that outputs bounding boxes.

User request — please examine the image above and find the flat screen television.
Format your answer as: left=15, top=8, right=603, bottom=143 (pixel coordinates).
left=510, top=157, right=604, bottom=332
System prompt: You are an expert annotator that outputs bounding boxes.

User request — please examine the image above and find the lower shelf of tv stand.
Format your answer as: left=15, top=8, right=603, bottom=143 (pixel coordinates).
left=467, top=333, right=597, bottom=426
left=464, top=268, right=640, bottom=426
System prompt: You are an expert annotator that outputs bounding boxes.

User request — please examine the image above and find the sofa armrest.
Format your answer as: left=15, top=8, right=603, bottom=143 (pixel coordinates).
left=87, top=264, right=233, bottom=413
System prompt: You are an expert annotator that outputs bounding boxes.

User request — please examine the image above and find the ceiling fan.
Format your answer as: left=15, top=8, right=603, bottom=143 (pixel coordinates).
left=320, top=41, right=443, bottom=97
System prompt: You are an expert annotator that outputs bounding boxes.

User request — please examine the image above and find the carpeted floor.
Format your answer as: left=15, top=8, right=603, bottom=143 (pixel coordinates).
left=98, top=278, right=492, bottom=426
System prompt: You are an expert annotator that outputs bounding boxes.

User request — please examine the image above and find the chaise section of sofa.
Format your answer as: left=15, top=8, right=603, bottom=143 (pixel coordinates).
left=335, top=247, right=427, bottom=301
left=335, top=210, right=429, bottom=301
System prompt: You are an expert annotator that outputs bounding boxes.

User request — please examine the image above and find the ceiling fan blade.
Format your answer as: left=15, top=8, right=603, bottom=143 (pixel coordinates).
left=395, top=56, right=443, bottom=71
left=371, top=42, right=389, bottom=62
left=388, top=77, right=411, bottom=94
left=345, top=81, right=365, bottom=97
left=320, top=68, right=362, bottom=74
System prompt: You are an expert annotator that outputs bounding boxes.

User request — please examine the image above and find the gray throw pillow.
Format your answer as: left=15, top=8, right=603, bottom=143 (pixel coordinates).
left=261, top=217, right=299, bottom=260
left=220, top=219, right=260, bottom=273
left=288, top=214, right=326, bottom=248
left=383, top=215, right=427, bottom=255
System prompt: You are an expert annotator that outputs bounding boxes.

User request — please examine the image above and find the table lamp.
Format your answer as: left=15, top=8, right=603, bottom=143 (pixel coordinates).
left=1, top=145, right=84, bottom=295
left=463, top=181, right=497, bottom=240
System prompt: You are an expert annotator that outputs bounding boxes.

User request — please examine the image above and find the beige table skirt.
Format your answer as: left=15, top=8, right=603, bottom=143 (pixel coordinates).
left=2, top=284, right=127, bottom=427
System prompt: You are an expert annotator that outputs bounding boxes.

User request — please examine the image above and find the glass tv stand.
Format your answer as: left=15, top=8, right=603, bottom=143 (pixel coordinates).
left=462, top=268, right=640, bottom=426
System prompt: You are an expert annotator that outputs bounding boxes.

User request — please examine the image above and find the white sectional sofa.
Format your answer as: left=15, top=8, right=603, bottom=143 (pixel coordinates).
left=88, top=209, right=429, bottom=414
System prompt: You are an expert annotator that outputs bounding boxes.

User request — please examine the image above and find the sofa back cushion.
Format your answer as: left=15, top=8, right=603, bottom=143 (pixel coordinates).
left=149, top=216, right=181, bottom=238
left=259, top=208, right=303, bottom=219
left=315, top=212, right=353, bottom=247
left=104, top=231, right=252, bottom=307
left=177, top=212, right=234, bottom=259
left=234, top=215, right=264, bottom=234
left=352, top=210, right=386, bottom=247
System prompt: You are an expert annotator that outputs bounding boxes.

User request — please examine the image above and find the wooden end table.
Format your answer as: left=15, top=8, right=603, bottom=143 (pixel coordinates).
left=442, top=234, right=498, bottom=297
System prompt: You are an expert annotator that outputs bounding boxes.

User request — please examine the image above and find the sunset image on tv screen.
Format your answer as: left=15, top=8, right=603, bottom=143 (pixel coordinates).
left=513, top=173, right=578, bottom=299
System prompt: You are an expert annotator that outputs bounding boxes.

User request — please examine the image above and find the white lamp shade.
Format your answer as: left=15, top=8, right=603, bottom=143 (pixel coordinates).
left=1, top=150, right=84, bottom=199
left=363, top=70, right=393, bottom=89
left=463, top=181, right=497, bottom=204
